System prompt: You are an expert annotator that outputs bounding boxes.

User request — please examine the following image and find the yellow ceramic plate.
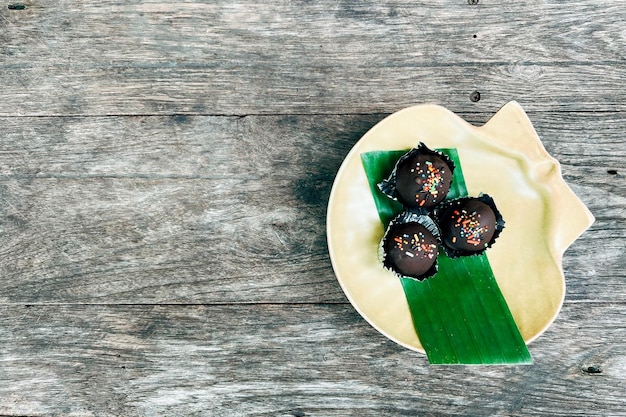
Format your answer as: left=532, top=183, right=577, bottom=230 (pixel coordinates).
left=327, top=101, right=594, bottom=352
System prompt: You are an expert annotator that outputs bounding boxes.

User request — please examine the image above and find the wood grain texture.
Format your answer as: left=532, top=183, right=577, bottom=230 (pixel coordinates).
left=0, top=0, right=624, bottom=415
left=0, top=303, right=624, bottom=417
left=0, top=0, right=625, bottom=115
left=0, top=114, right=623, bottom=304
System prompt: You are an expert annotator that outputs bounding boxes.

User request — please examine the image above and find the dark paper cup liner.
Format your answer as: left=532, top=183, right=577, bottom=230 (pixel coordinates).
left=432, top=194, right=505, bottom=258
left=377, top=142, right=456, bottom=213
left=380, top=211, right=441, bottom=281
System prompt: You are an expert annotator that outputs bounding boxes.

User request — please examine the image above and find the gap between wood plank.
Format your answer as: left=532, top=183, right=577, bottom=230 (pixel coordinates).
left=0, top=300, right=619, bottom=307
left=0, top=109, right=624, bottom=118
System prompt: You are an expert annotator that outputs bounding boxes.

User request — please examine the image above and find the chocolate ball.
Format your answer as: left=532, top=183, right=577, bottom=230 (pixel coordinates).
left=395, top=153, right=453, bottom=209
left=383, top=222, right=438, bottom=279
left=438, top=199, right=497, bottom=253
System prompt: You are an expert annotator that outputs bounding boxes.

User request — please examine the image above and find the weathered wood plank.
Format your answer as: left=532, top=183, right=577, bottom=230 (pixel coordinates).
left=0, top=175, right=620, bottom=304
left=0, top=303, right=624, bottom=416
left=0, top=114, right=623, bottom=304
left=0, top=1, right=622, bottom=416
left=0, top=114, right=372, bottom=179
left=0, top=176, right=342, bottom=304
left=1, top=112, right=625, bottom=179
left=0, top=1, right=624, bottom=115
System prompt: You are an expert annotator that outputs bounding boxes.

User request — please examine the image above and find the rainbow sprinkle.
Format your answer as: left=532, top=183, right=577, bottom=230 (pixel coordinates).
left=393, top=231, right=437, bottom=259
left=411, top=161, right=445, bottom=205
left=451, top=209, right=489, bottom=246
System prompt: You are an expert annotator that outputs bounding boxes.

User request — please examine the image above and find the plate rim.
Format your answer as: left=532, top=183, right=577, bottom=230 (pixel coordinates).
left=326, top=101, right=595, bottom=353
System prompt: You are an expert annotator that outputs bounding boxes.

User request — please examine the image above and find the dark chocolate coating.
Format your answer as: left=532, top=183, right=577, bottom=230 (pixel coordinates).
left=395, top=154, right=453, bottom=209
left=439, top=199, right=496, bottom=252
left=383, top=222, right=438, bottom=278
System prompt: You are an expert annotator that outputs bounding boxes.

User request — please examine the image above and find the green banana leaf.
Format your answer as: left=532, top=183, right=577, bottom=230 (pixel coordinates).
left=361, top=149, right=532, bottom=364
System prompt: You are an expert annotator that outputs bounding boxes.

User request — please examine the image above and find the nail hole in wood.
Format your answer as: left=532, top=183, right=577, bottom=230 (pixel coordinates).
left=473, top=34, right=478, bottom=38
left=583, top=366, right=602, bottom=374
left=468, top=0, right=479, bottom=4
left=470, top=91, right=481, bottom=102
left=607, top=169, right=618, bottom=175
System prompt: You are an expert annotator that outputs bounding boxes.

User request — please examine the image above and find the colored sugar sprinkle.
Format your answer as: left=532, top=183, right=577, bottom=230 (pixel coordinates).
left=393, top=231, right=437, bottom=259
left=452, top=209, right=489, bottom=246
left=411, top=161, right=444, bottom=204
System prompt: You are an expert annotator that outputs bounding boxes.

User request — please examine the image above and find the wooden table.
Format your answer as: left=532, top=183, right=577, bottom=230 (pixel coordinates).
left=1, top=1, right=624, bottom=415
